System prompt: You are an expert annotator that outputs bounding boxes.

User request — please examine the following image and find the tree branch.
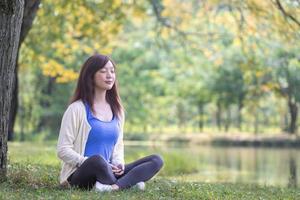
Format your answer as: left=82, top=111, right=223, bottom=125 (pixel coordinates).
left=20, top=0, right=41, bottom=44
left=148, top=0, right=222, bottom=40
left=274, top=0, right=300, bottom=27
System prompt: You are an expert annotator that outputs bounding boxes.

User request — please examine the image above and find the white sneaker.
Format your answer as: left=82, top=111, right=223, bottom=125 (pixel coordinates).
left=94, top=181, right=113, bottom=192
left=135, top=182, right=145, bottom=190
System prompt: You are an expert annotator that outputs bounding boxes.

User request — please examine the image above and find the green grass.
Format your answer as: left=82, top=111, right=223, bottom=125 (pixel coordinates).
left=0, top=142, right=299, bottom=200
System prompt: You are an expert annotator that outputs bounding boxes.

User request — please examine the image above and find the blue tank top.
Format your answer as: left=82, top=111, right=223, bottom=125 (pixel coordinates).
left=84, top=103, right=119, bottom=162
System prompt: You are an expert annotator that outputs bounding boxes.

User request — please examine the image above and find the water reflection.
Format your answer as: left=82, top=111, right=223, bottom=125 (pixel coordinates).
left=126, top=144, right=300, bottom=188
left=289, top=154, right=297, bottom=188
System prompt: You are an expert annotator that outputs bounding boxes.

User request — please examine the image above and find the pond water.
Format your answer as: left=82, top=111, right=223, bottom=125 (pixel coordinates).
left=126, top=143, right=300, bottom=188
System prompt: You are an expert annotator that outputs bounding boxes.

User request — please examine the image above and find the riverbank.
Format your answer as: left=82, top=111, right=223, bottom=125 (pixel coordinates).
left=4, top=142, right=299, bottom=199
left=142, top=133, right=300, bottom=148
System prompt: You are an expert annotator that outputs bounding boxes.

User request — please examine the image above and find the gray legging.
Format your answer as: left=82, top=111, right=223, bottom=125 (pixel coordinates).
left=68, top=154, right=164, bottom=190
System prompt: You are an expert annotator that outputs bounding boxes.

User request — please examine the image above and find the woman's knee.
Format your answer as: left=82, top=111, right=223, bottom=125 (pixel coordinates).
left=150, top=154, right=164, bottom=169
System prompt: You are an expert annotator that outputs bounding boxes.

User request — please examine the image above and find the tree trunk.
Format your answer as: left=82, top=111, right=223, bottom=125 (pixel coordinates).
left=283, top=112, right=289, bottom=132
left=224, top=107, right=231, bottom=132
left=8, top=57, right=18, bottom=141
left=0, top=0, right=24, bottom=182
left=198, top=102, right=204, bottom=132
left=216, top=101, right=222, bottom=131
left=36, top=77, right=55, bottom=132
left=288, top=98, right=298, bottom=134
left=177, top=101, right=185, bottom=132
left=237, top=101, right=243, bottom=131
left=254, top=109, right=259, bottom=135
left=8, top=0, right=41, bottom=141
left=19, top=96, right=25, bottom=141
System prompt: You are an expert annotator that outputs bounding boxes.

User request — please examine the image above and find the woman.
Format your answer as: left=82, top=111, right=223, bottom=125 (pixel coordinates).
left=57, top=54, right=163, bottom=192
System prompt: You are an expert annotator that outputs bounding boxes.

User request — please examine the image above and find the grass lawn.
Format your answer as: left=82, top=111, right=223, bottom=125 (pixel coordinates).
left=0, top=142, right=299, bottom=200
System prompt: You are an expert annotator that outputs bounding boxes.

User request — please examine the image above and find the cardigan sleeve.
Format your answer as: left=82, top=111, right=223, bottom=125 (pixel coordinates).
left=57, top=104, right=87, bottom=168
left=111, top=111, right=125, bottom=166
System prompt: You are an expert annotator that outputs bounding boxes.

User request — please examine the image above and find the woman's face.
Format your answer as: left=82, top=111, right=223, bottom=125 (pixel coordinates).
left=93, top=60, right=116, bottom=91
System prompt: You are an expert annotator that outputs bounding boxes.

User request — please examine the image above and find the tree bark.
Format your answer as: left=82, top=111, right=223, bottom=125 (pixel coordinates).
left=7, top=56, right=18, bottom=141
left=237, top=101, right=243, bottom=131
left=224, top=108, right=231, bottom=132
left=0, top=0, right=24, bottom=181
left=216, top=101, right=222, bottom=131
left=288, top=98, right=298, bottom=134
left=177, top=101, right=185, bottom=132
left=198, top=102, right=204, bottom=132
left=8, top=0, right=41, bottom=141
left=254, top=109, right=259, bottom=135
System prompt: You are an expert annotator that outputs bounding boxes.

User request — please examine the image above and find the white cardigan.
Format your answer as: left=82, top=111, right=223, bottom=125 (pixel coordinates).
left=57, top=100, right=124, bottom=186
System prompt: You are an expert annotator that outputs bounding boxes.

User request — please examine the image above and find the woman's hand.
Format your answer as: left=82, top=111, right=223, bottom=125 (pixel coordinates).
left=110, top=164, right=124, bottom=176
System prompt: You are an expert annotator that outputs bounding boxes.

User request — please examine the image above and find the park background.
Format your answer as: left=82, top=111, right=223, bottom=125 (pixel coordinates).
left=1, top=0, right=300, bottom=199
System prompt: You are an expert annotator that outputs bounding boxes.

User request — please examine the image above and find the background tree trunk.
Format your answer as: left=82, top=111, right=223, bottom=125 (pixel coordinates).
left=36, top=77, right=55, bottom=132
left=216, top=101, right=222, bottom=131
left=0, top=0, right=24, bottom=181
left=288, top=98, right=298, bottom=134
left=237, top=101, right=243, bottom=131
left=254, top=109, right=259, bottom=135
left=8, top=0, right=41, bottom=141
left=224, top=108, right=231, bottom=132
left=198, top=102, right=204, bottom=132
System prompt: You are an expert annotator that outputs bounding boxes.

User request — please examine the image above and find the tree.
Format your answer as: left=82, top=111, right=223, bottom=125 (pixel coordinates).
left=272, top=48, right=300, bottom=134
left=8, top=0, right=41, bottom=141
left=0, top=0, right=24, bottom=181
left=211, top=64, right=245, bottom=132
left=15, top=0, right=129, bottom=139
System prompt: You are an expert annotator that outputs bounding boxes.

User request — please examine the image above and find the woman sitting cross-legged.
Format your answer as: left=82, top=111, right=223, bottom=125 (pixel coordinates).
left=57, top=53, right=164, bottom=192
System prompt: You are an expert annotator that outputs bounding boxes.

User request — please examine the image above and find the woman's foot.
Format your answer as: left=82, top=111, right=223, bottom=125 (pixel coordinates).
left=95, top=181, right=114, bottom=192
left=135, top=182, right=145, bottom=190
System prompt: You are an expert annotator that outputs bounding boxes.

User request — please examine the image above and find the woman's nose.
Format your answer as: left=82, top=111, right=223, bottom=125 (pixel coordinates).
left=106, top=71, right=112, bottom=78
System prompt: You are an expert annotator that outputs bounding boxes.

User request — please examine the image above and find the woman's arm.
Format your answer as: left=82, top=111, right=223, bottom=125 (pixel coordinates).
left=111, top=112, right=125, bottom=167
left=57, top=105, right=87, bottom=168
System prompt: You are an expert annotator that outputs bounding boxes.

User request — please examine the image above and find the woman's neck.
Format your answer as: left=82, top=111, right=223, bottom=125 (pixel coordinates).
left=93, top=89, right=107, bottom=104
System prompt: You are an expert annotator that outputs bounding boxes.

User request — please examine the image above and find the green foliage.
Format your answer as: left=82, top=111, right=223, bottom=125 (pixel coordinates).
left=16, top=0, right=300, bottom=139
left=272, top=47, right=300, bottom=103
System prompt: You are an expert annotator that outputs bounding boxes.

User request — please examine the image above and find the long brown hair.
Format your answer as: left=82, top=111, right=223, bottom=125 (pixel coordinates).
left=70, top=53, right=124, bottom=119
